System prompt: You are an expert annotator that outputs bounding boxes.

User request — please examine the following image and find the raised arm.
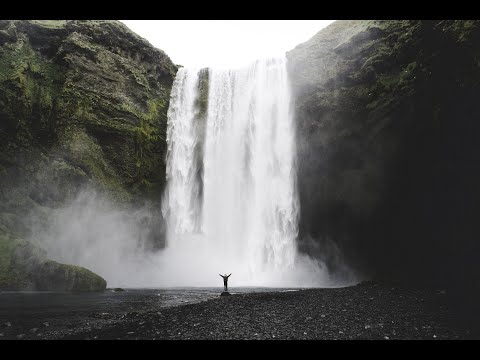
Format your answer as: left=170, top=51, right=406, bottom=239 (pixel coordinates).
left=219, top=274, right=223, bottom=278
left=228, top=273, right=232, bottom=277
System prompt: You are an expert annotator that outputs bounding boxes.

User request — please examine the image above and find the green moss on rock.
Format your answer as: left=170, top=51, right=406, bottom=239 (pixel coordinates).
left=61, top=129, right=132, bottom=202
left=0, top=225, right=106, bottom=292
left=27, top=20, right=67, bottom=29
left=35, top=260, right=107, bottom=292
left=0, top=20, right=177, bottom=290
left=0, top=226, right=18, bottom=288
left=0, top=20, right=177, bottom=207
left=195, top=68, right=210, bottom=120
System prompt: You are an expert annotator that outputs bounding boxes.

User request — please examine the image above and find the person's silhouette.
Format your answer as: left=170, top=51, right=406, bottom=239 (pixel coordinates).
left=219, top=273, right=232, bottom=292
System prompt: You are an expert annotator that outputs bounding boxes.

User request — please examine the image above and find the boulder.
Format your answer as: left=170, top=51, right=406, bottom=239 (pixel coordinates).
left=0, top=225, right=106, bottom=292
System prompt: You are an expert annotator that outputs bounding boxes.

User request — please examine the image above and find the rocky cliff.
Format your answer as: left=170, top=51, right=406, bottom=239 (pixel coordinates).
left=3, top=19, right=480, bottom=296
left=287, top=20, right=480, bottom=291
left=0, top=20, right=177, bottom=291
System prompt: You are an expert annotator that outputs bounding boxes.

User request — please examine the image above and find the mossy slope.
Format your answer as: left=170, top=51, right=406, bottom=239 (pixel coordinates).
left=0, top=20, right=177, bottom=291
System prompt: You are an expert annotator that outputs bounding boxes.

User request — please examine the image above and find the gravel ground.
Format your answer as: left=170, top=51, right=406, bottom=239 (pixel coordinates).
left=0, top=282, right=474, bottom=340
left=48, top=282, right=473, bottom=340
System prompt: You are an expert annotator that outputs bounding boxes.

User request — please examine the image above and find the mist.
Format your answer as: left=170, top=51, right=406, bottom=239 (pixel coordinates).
left=23, top=186, right=356, bottom=288
left=27, top=189, right=163, bottom=288
left=19, top=43, right=361, bottom=290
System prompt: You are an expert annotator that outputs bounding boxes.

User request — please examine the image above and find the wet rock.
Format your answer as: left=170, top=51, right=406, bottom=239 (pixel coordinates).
left=92, top=312, right=112, bottom=319
left=22, top=282, right=475, bottom=340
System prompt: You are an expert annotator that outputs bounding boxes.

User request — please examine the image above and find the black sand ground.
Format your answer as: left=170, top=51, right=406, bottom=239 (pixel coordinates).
left=0, top=282, right=474, bottom=340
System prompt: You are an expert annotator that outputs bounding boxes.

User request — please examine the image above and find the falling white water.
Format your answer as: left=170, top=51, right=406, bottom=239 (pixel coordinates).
left=162, top=68, right=203, bottom=236
left=160, top=58, right=331, bottom=287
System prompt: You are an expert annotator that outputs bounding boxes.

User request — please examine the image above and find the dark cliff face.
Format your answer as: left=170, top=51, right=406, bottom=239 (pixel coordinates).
left=287, top=20, right=480, bottom=290
left=0, top=20, right=177, bottom=290
left=0, top=20, right=177, bottom=206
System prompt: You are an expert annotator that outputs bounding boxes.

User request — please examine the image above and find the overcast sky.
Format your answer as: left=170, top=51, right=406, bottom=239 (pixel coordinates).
left=120, top=20, right=335, bottom=69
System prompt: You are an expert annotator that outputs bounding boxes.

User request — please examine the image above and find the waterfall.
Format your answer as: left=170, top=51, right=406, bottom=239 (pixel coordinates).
left=162, top=68, right=203, bottom=237
left=161, top=58, right=329, bottom=287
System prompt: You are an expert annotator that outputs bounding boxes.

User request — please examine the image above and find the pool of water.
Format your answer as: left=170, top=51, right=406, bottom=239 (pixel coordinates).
left=0, top=287, right=301, bottom=320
